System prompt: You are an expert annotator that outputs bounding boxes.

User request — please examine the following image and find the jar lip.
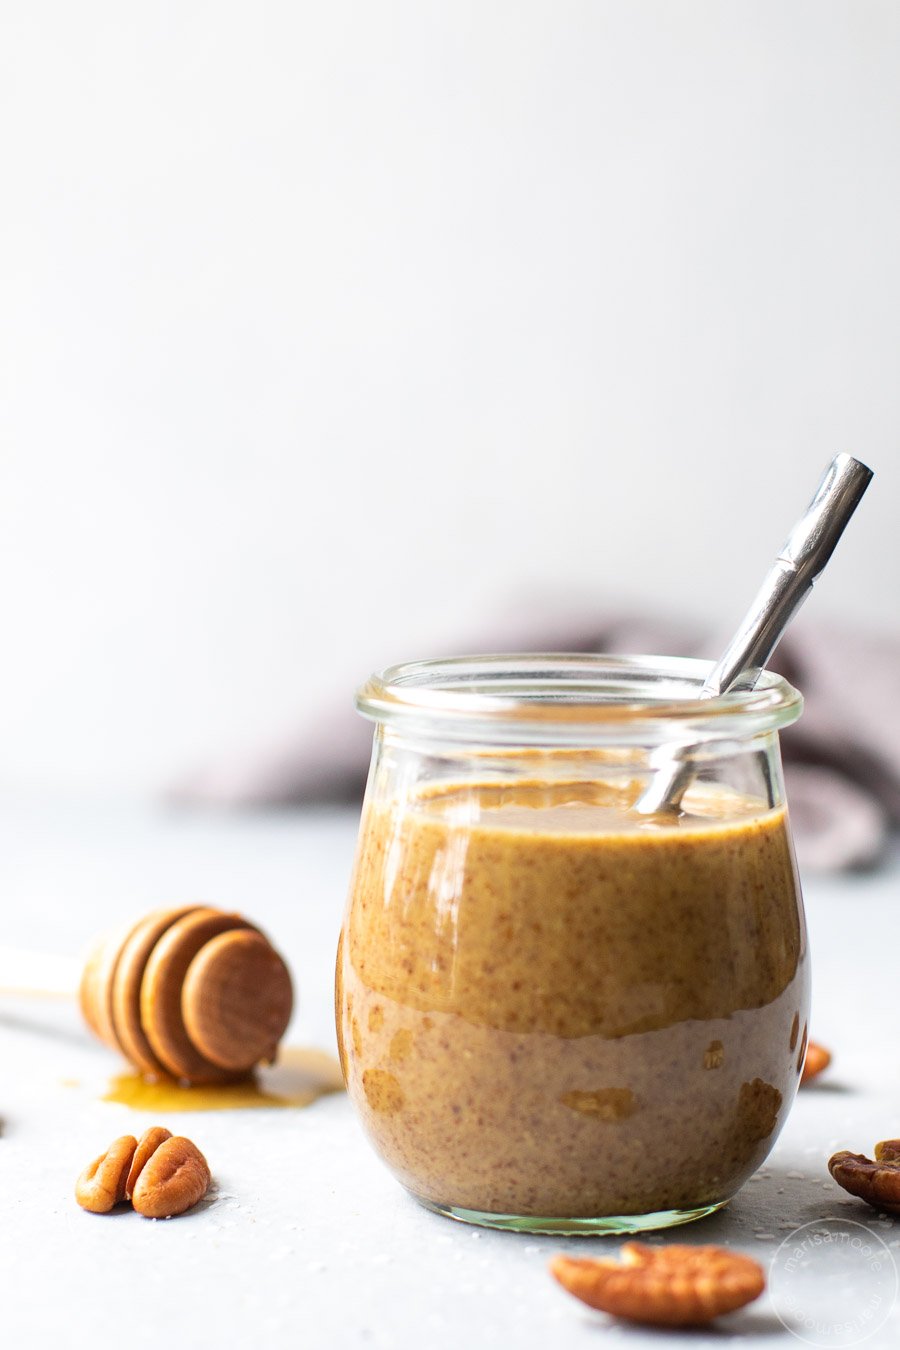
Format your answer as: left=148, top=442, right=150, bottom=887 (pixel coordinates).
left=356, top=652, right=803, bottom=741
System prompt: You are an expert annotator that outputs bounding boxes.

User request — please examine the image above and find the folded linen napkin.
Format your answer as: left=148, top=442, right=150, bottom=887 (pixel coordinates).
left=172, top=609, right=900, bottom=873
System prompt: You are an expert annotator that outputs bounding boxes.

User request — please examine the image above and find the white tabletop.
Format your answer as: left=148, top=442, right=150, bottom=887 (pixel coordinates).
left=1, top=796, right=897, bottom=1349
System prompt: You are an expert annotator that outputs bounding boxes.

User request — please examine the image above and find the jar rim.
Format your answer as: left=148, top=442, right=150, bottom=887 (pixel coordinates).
left=355, top=653, right=802, bottom=745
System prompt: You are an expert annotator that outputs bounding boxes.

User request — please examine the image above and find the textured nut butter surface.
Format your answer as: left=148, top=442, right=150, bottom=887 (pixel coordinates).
left=337, top=779, right=808, bottom=1218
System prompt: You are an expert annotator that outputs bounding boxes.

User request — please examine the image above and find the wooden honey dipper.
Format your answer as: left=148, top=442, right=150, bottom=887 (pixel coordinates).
left=3, top=905, right=294, bottom=1085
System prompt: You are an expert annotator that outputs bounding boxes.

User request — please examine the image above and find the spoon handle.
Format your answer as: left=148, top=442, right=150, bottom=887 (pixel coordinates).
left=635, top=453, right=873, bottom=816
left=702, top=453, right=873, bottom=697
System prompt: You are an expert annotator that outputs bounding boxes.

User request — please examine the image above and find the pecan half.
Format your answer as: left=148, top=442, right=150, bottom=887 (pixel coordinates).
left=829, top=1141, right=900, bottom=1215
left=131, top=1135, right=211, bottom=1218
left=125, top=1126, right=172, bottom=1200
left=800, top=1040, right=831, bottom=1084
left=550, top=1242, right=765, bottom=1326
left=75, top=1135, right=138, bottom=1213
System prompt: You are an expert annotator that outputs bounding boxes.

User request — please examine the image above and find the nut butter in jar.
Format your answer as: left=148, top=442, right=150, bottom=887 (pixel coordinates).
left=336, top=655, right=809, bottom=1234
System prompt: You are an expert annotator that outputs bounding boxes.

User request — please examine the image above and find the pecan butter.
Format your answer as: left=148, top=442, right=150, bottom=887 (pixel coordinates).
left=337, top=779, right=808, bottom=1221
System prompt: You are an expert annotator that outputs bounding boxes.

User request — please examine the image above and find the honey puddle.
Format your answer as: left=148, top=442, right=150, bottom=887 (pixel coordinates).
left=102, top=1046, right=345, bottom=1112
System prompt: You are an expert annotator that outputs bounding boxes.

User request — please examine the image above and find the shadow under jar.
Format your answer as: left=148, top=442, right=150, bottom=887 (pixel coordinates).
left=336, top=655, right=809, bottom=1235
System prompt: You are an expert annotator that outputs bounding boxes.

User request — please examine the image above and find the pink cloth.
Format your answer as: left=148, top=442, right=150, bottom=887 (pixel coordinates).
left=171, top=610, right=900, bottom=872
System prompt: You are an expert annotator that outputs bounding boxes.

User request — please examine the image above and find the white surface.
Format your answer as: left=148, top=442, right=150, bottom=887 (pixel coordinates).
left=2, top=798, right=899, bottom=1349
left=1, top=1, right=899, bottom=795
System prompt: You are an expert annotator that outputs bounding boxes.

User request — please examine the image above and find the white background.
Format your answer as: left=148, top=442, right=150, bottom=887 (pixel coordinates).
left=1, top=1, right=898, bottom=795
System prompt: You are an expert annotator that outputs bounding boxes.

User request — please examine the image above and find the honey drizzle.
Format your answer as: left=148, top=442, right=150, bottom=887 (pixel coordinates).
left=102, top=1046, right=345, bottom=1111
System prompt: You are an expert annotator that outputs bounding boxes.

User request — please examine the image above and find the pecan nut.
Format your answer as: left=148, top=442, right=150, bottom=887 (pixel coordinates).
left=75, top=1135, right=138, bottom=1213
left=829, top=1140, right=900, bottom=1215
left=125, top=1126, right=172, bottom=1200
left=550, top=1242, right=765, bottom=1326
left=131, top=1135, right=211, bottom=1218
left=800, top=1040, right=831, bottom=1085
left=76, top=1127, right=210, bottom=1218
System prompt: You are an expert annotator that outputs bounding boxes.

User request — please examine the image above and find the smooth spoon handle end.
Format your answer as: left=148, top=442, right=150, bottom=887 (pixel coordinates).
left=702, top=453, right=873, bottom=697
left=635, top=453, right=874, bottom=815
left=781, top=453, right=874, bottom=581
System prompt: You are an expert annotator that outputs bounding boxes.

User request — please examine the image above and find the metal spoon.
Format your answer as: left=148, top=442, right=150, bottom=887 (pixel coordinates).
left=634, top=453, right=874, bottom=816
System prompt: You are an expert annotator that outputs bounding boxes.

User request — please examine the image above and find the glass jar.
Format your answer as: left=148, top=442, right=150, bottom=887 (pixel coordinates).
left=336, top=654, right=809, bottom=1235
